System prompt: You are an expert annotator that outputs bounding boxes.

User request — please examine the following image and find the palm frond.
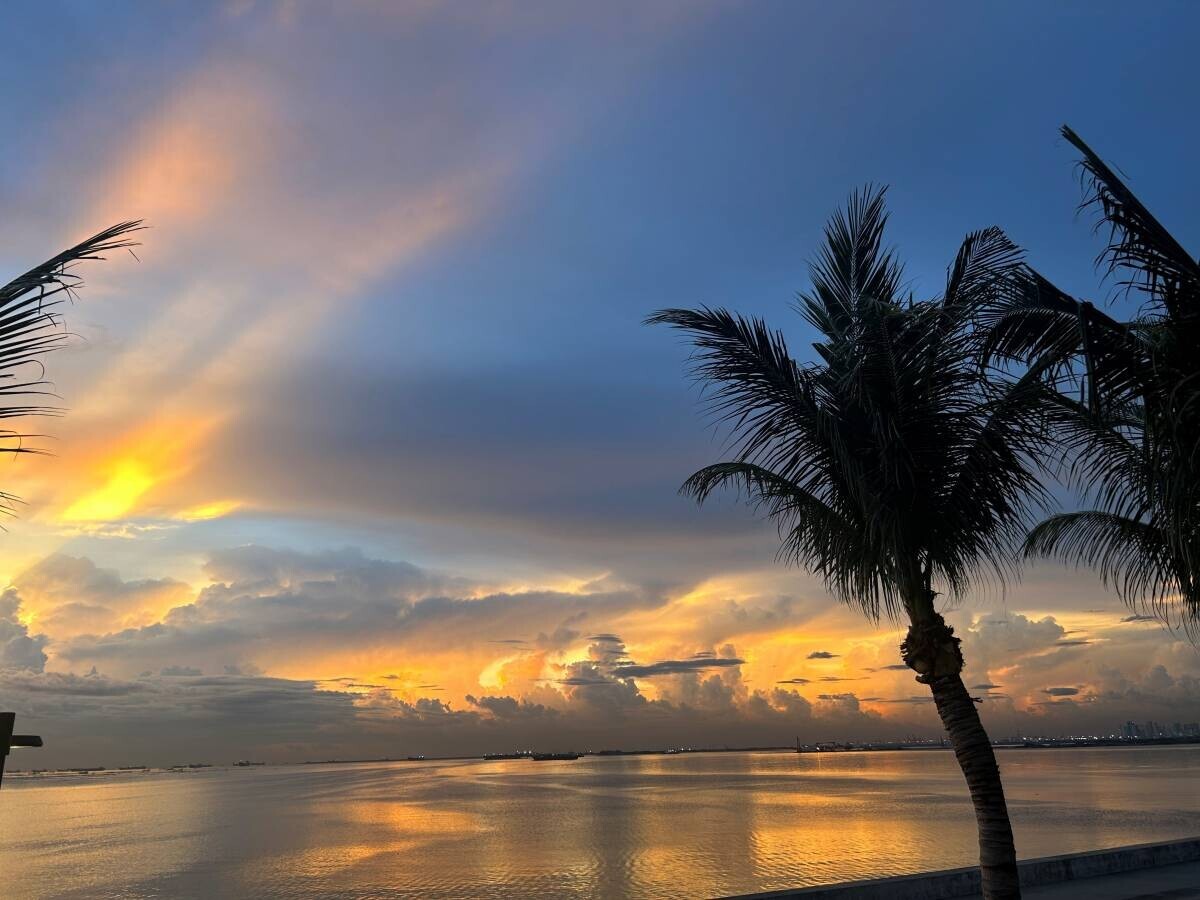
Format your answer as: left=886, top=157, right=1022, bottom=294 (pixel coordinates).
left=944, top=227, right=1024, bottom=314
left=799, top=185, right=903, bottom=340
left=1024, top=510, right=1193, bottom=621
left=1061, top=125, right=1200, bottom=316
left=0, top=221, right=142, bottom=459
left=681, top=461, right=900, bottom=619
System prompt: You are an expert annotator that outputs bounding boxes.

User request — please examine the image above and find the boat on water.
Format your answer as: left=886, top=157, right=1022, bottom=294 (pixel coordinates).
left=530, top=752, right=580, bottom=761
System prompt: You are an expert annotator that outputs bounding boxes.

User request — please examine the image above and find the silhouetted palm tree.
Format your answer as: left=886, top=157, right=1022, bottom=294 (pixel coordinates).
left=650, top=190, right=1048, bottom=899
left=0, top=222, right=141, bottom=515
left=982, top=126, right=1200, bottom=627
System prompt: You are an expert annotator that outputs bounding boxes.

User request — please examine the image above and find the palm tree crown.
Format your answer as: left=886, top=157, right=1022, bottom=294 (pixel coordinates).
left=650, top=188, right=1047, bottom=624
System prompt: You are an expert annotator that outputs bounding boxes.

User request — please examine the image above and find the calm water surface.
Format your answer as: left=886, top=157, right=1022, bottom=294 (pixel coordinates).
left=2, top=747, right=1199, bottom=899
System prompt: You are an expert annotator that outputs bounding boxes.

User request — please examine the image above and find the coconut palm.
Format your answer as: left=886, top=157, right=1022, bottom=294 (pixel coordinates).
left=649, top=189, right=1052, bottom=899
left=981, top=126, right=1200, bottom=626
left=0, top=222, right=142, bottom=514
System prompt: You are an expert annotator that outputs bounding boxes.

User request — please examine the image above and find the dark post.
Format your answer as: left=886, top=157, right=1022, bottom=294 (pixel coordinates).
left=0, top=712, right=43, bottom=791
left=0, top=712, right=13, bottom=790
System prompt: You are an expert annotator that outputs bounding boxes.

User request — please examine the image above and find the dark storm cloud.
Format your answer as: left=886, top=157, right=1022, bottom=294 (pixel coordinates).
left=612, top=656, right=743, bottom=678
left=0, top=669, right=148, bottom=697
left=1042, top=687, right=1081, bottom=697
left=807, top=651, right=838, bottom=659
left=871, top=696, right=935, bottom=705
left=465, top=695, right=558, bottom=719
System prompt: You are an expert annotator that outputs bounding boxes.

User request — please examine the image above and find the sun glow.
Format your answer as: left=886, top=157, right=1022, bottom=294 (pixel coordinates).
left=60, top=461, right=155, bottom=522
left=175, top=499, right=241, bottom=522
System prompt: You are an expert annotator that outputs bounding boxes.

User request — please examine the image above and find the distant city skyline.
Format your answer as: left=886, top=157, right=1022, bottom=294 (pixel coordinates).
left=2, top=1, right=1200, bottom=768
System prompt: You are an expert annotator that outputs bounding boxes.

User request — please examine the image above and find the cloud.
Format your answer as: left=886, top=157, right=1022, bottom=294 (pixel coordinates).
left=12, top=555, right=191, bottom=639
left=465, top=694, right=558, bottom=719
left=807, top=650, right=839, bottom=659
left=0, top=590, right=48, bottom=672
left=52, top=545, right=664, bottom=680
left=160, top=665, right=203, bottom=677
left=612, top=656, right=743, bottom=678
left=1042, top=686, right=1081, bottom=697
left=870, top=696, right=935, bottom=705
left=16, top=541, right=1200, bottom=765
left=1121, top=614, right=1158, bottom=623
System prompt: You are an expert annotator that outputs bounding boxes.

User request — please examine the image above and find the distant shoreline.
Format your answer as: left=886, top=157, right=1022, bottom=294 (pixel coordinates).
left=8, top=735, right=1199, bottom=778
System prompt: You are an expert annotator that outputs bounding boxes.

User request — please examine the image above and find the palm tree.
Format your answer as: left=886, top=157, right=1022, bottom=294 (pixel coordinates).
left=649, top=189, right=1048, bottom=899
left=0, top=222, right=142, bottom=514
left=982, top=126, right=1200, bottom=626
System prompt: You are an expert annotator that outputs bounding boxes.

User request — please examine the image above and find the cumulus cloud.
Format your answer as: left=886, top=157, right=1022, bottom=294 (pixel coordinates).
left=0, top=590, right=48, bottom=672
left=13, top=555, right=191, bottom=639
left=53, top=545, right=664, bottom=678
left=15, top=541, right=1200, bottom=766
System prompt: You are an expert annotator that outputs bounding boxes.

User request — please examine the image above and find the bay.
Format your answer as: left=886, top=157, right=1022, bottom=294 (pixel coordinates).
left=2, top=746, right=1199, bottom=899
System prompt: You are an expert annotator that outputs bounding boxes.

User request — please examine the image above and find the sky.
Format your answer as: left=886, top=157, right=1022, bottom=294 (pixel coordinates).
left=2, top=0, right=1200, bottom=767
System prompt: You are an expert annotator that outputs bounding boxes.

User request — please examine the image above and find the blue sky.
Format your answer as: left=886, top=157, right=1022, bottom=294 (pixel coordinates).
left=1, top=1, right=1199, bottom=765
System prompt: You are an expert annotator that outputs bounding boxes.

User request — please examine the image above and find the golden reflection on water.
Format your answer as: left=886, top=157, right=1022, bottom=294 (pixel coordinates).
left=253, top=805, right=485, bottom=882
left=2, top=748, right=1199, bottom=899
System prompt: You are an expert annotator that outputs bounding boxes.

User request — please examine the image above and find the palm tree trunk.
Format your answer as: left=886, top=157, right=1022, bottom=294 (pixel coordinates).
left=927, top=672, right=1021, bottom=899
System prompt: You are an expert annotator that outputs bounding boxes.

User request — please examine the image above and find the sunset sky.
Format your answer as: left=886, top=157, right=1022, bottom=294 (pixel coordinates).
left=3, top=1, right=1200, bottom=767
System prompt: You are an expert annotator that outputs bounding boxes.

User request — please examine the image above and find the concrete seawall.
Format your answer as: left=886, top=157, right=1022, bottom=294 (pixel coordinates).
left=722, top=837, right=1200, bottom=900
